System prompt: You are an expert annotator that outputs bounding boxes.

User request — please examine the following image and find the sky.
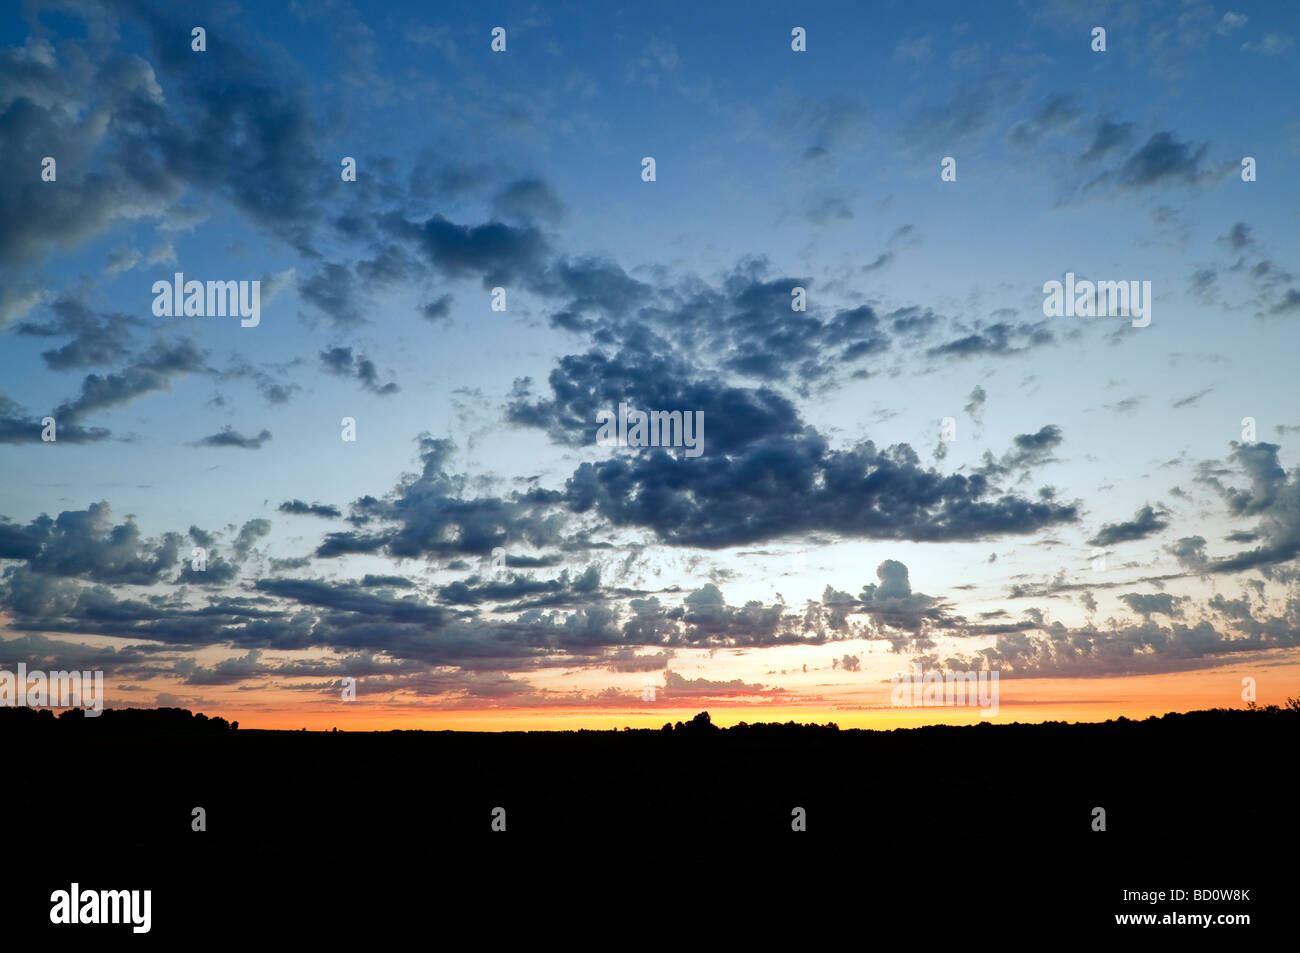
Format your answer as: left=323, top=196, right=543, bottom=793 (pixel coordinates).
left=2, top=0, right=1299, bottom=730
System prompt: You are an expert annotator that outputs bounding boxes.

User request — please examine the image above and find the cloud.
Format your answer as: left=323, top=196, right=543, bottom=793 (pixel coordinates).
left=660, top=669, right=773, bottom=698
left=50, top=339, right=207, bottom=422
left=1219, top=222, right=1254, bottom=252
left=194, top=426, right=272, bottom=450
left=0, top=631, right=160, bottom=681
left=438, top=565, right=601, bottom=610
left=1241, top=34, right=1294, bottom=56
left=626, top=38, right=679, bottom=88
left=926, top=321, right=1055, bottom=358
left=1095, top=132, right=1221, bottom=190
left=1118, top=592, right=1181, bottom=617
left=602, top=648, right=673, bottom=673
left=319, top=346, right=399, bottom=395
left=383, top=213, right=551, bottom=289
left=254, top=577, right=455, bottom=627
left=807, top=196, right=855, bottom=226
left=1165, top=535, right=1208, bottom=571
left=849, top=560, right=951, bottom=635
left=1197, top=442, right=1300, bottom=572
left=560, top=410, right=1078, bottom=548
left=278, top=500, right=342, bottom=518
left=950, top=611, right=1298, bottom=678
left=893, top=36, right=932, bottom=63
left=1266, top=289, right=1300, bottom=317
left=5, top=2, right=1297, bottom=713
left=421, top=294, right=454, bottom=322
left=508, top=349, right=804, bottom=450
left=1088, top=504, right=1169, bottom=546
left=218, top=358, right=303, bottom=406
left=977, top=425, right=1065, bottom=477
left=0, top=392, right=109, bottom=444
left=0, top=501, right=181, bottom=584
left=1007, top=93, right=1082, bottom=147
left=491, top=178, right=566, bottom=225
left=1079, top=118, right=1136, bottom=163
left=299, top=264, right=366, bottom=326
left=15, top=297, right=139, bottom=370
left=0, top=0, right=347, bottom=322
left=1172, top=387, right=1213, bottom=409
left=784, top=95, right=869, bottom=161
left=1216, top=13, right=1247, bottom=35
left=317, top=436, right=565, bottom=561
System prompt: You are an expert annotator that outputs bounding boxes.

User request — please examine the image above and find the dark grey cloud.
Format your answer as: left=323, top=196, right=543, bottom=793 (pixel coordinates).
left=194, top=426, right=271, bottom=449
left=0, top=501, right=180, bottom=584
left=421, top=294, right=454, bottom=322
left=927, top=321, right=1055, bottom=359
left=540, top=257, right=653, bottom=323
left=505, top=342, right=1078, bottom=550
left=1088, top=504, right=1170, bottom=547
left=978, top=425, right=1064, bottom=476
left=1197, top=442, right=1300, bottom=572
left=562, top=428, right=1078, bottom=549
left=506, top=348, right=803, bottom=452
left=358, top=574, right=416, bottom=588
left=319, top=346, right=398, bottom=395
left=1165, top=535, right=1208, bottom=571
left=317, top=435, right=565, bottom=561
left=500, top=253, right=1051, bottom=410
left=527, top=258, right=959, bottom=390
left=1220, top=222, right=1255, bottom=252
left=52, top=338, right=207, bottom=421
left=1172, top=387, right=1213, bottom=409
left=0, top=631, right=162, bottom=681
left=1266, top=289, right=1300, bottom=317
left=278, top=500, right=342, bottom=518
left=603, top=648, right=673, bottom=673
left=1092, top=131, right=1222, bottom=190
left=218, top=358, right=303, bottom=406
left=845, top=560, right=953, bottom=635
left=382, top=213, right=551, bottom=288
left=887, top=306, right=941, bottom=341
left=0, top=392, right=110, bottom=444
left=964, top=385, right=987, bottom=425
left=1119, top=592, right=1181, bottom=617
left=0, top=518, right=45, bottom=560
left=15, top=297, right=139, bottom=370
left=438, top=565, right=601, bottom=610
left=660, top=669, right=773, bottom=698
left=255, top=577, right=456, bottom=627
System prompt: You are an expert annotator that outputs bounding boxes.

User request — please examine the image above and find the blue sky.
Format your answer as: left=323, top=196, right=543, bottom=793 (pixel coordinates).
left=2, top=0, right=1299, bottom=724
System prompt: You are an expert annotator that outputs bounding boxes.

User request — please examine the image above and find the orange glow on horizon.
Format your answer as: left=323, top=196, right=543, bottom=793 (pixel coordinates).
left=127, top=657, right=1300, bottom=731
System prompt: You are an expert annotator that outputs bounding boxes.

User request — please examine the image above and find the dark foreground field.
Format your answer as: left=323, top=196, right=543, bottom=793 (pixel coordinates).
left=4, top=705, right=1293, bottom=942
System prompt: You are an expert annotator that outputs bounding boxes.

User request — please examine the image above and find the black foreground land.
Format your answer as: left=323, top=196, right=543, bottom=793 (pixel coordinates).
left=4, top=704, right=1293, bottom=942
